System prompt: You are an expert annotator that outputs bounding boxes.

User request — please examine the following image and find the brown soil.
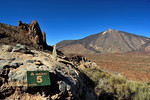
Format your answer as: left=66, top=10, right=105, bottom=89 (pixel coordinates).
left=85, top=52, right=150, bottom=82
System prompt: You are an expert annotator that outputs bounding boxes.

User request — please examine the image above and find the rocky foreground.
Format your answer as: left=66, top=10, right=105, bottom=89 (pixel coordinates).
left=0, top=44, right=98, bottom=100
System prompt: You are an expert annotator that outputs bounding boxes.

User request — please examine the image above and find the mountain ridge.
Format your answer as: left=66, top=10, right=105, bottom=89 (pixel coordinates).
left=57, top=29, right=150, bottom=54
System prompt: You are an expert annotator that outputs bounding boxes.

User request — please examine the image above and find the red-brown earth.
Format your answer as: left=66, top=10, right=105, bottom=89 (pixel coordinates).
left=85, top=52, right=150, bottom=82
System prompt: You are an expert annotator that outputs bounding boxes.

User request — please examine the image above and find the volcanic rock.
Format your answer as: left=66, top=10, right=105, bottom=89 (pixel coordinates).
left=0, top=44, right=97, bottom=100
left=0, top=21, right=55, bottom=53
left=18, top=20, right=48, bottom=49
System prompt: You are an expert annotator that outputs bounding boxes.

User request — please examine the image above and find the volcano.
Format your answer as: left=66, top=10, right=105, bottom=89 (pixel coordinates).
left=57, top=29, right=150, bottom=54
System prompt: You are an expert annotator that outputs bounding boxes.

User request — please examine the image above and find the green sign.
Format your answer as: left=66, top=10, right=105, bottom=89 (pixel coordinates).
left=27, top=71, right=51, bottom=87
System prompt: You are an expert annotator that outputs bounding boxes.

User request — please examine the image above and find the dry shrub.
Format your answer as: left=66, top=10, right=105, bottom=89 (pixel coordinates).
left=82, top=68, right=150, bottom=100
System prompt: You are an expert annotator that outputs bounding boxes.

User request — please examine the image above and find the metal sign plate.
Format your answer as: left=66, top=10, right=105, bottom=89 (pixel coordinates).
left=27, top=71, right=51, bottom=87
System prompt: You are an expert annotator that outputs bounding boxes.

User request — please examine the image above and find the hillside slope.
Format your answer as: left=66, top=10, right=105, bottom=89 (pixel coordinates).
left=139, top=41, right=150, bottom=52
left=57, top=29, right=150, bottom=54
left=0, top=21, right=53, bottom=51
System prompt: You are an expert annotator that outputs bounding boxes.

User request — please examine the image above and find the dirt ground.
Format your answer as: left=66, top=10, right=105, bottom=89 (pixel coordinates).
left=85, top=52, right=150, bottom=82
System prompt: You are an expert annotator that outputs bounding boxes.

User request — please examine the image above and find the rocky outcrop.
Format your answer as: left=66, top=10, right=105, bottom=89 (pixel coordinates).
left=0, top=21, right=54, bottom=52
left=18, top=21, right=48, bottom=49
left=0, top=44, right=97, bottom=100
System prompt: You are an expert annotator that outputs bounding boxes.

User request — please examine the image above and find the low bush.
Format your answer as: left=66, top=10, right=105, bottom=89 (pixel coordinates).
left=81, top=68, right=150, bottom=100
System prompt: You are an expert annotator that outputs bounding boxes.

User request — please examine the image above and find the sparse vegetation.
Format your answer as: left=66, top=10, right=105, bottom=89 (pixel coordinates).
left=85, top=53, right=150, bottom=82
left=81, top=68, right=150, bottom=100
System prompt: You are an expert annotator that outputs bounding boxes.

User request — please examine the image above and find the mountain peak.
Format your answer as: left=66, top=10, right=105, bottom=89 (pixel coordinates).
left=108, top=28, right=113, bottom=31
left=102, top=29, right=116, bottom=35
left=107, top=28, right=118, bottom=32
left=57, top=29, right=150, bottom=54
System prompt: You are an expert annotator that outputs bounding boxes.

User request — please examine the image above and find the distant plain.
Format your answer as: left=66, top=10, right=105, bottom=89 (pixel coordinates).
left=85, top=52, right=150, bottom=82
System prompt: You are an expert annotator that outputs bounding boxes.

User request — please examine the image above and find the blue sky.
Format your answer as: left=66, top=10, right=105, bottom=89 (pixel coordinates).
left=0, top=0, right=150, bottom=45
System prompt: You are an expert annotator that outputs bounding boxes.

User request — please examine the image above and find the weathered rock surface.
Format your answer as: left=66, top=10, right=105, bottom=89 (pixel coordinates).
left=0, top=44, right=97, bottom=100
left=0, top=21, right=54, bottom=52
left=18, top=20, right=48, bottom=49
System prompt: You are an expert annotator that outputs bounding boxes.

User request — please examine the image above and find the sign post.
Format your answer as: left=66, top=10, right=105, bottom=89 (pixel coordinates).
left=27, top=71, right=51, bottom=87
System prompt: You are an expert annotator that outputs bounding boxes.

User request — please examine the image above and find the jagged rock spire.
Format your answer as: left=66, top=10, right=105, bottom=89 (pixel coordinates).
left=18, top=20, right=48, bottom=49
